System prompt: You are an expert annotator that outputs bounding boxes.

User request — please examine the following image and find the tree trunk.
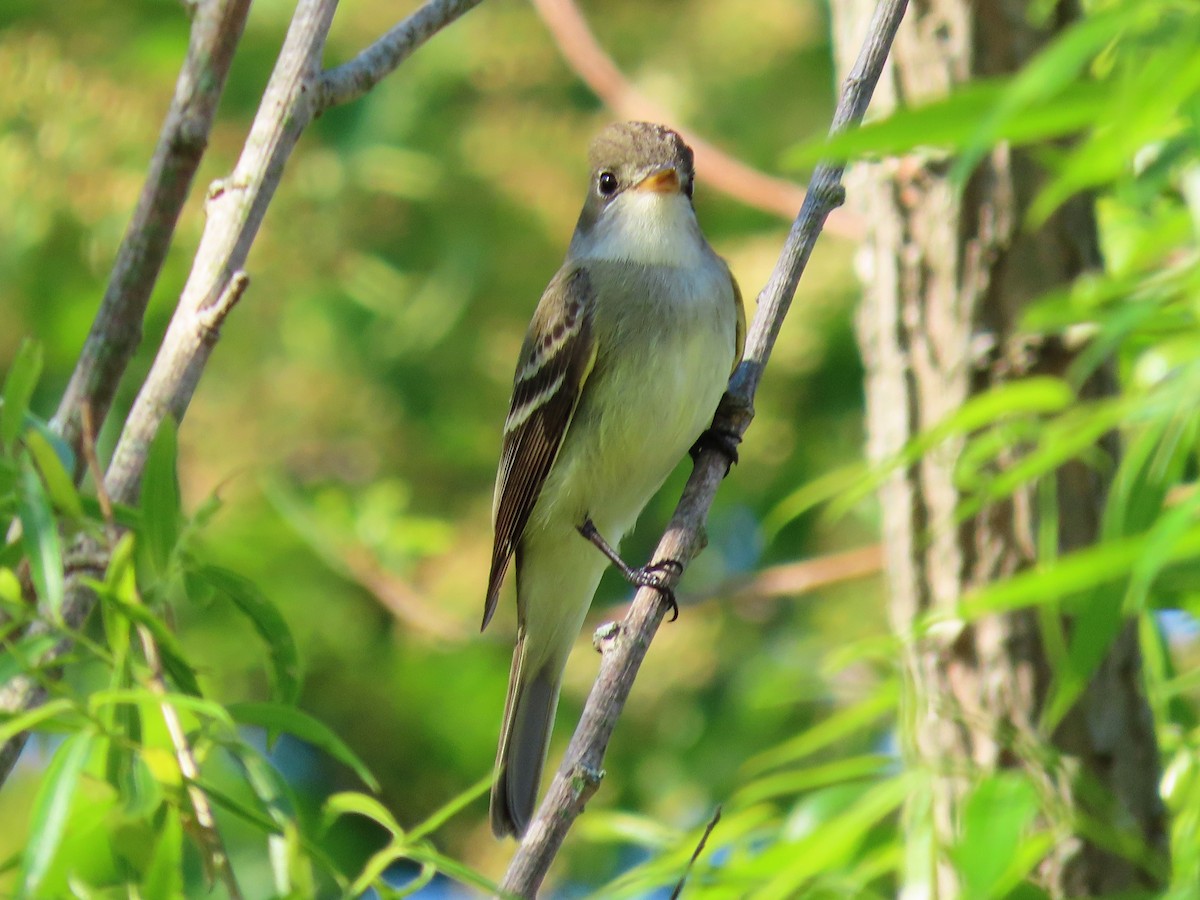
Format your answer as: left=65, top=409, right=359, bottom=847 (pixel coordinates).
left=830, top=1, right=1167, bottom=895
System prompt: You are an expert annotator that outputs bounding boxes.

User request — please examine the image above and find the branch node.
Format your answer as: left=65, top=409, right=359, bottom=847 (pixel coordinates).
left=592, top=621, right=621, bottom=654
left=198, top=271, right=250, bottom=339
left=569, top=763, right=604, bottom=802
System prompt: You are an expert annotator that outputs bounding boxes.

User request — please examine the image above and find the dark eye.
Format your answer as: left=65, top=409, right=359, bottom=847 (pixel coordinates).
left=597, top=171, right=618, bottom=196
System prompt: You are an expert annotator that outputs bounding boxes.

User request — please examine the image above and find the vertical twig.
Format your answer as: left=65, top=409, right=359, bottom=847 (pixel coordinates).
left=52, top=0, right=252, bottom=468
left=498, top=0, right=910, bottom=894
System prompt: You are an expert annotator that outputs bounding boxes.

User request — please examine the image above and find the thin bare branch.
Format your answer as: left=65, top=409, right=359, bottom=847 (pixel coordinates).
left=52, top=0, right=252, bottom=469
left=137, top=625, right=243, bottom=897
left=317, top=0, right=486, bottom=111
left=498, top=0, right=910, bottom=893
left=530, top=0, right=863, bottom=236
left=669, top=806, right=721, bottom=900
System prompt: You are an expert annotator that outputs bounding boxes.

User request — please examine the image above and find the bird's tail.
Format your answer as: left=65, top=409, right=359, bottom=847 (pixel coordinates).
left=490, top=631, right=562, bottom=838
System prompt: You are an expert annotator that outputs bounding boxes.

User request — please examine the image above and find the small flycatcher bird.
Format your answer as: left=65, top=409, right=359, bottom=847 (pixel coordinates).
left=482, top=122, right=744, bottom=838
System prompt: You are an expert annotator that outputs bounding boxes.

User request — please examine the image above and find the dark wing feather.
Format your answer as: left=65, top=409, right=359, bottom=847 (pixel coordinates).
left=481, top=267, right=597, bottom=630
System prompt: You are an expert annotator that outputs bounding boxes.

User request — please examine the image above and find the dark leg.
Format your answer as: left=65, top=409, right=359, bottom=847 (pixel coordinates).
left=577, top=518, right=683, bottom=621
left=689, top=426, right=741, bottom=474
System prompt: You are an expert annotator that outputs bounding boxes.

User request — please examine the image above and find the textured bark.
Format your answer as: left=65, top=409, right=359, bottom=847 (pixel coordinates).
left=831, top=0, right=1166, bottom=896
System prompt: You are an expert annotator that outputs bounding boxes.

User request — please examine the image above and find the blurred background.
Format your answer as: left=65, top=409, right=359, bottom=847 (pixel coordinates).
left=0, top=0, right=890, bottom=893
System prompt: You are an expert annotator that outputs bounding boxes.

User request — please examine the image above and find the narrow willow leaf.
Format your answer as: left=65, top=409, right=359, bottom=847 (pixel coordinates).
left=17, top=454, right=63, bottom=618
left=198, top=566, right=301, bottom=704
left=0, top=633, right=60, bottom=687
left=88, top=688, right=232, bottom=728
left=24, top=430, right=82, bottom=520
left=229, top=702, right=379, bottom=791
left=19, top=732, right=93, bottom=898
left=1, top=339, right=43, bottom=454
left=141, top=418, right=181, bottom=577
left=952, top=774, right=1041, bottom=898
left=406, top=775, right=489, bottom=842
left=0, top=698, right=79, bottom=747
left=141, top=806, right=183, bottom=899
left=324, top=791, right=404, bottom=837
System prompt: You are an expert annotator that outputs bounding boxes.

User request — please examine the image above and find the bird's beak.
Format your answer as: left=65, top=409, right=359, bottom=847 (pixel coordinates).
left=633, top=166, right=681, bottom=194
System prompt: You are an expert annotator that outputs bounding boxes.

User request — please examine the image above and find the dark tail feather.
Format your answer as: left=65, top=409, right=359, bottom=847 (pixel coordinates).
left=490, top=636, right=561, bottom=838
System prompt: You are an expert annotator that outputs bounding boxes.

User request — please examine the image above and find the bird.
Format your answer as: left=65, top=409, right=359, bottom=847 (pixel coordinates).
left=481, top=121, right=745, bottom=838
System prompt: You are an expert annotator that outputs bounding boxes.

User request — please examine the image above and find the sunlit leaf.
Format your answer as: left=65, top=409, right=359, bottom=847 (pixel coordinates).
left=18, top=732, right=93, bottom=898
left=1, top=339, right=42, bottom=454
left=16, top=454, right=63, bottom=618
left=24, top=429, right=82, bottom=520
left=0, top=698, right=81, bottom=747
left=141, top=417, right=181, bottom=578
left=141, top=805, right=183, bottom=899
left=951, top=773, right=1041, bottom=898
left=324, top=791, right=404, bottom=837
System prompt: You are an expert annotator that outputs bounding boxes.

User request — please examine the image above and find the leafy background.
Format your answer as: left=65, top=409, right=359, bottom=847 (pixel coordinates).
left=0, top=0, right=885, bottom=895
left=4, top=0, right=1200, bottom=896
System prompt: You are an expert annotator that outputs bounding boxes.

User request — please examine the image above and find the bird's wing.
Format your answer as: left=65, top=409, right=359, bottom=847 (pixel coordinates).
left=730, top=268, right=746, bottom=374
left=481, top=266, right=597, bottom=630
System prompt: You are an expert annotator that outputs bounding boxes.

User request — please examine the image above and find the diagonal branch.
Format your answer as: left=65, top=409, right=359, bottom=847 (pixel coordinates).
left=317, top=0, right=486, bottom=111
left=498, top=0, right=910, bottom=894
left=51, top=0, right=252, bottom=469
left=530, top=0, right=863, bottom=237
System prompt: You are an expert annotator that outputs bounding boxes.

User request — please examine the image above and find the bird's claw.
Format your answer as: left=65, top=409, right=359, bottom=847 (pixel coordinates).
left=690, top=427, right=741, bottom=474
left=631, top=559, right=684, bottom=621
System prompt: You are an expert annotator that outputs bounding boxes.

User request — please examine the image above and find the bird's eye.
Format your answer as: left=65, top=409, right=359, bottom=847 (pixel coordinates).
left=597, top=171, right=619, bottom=197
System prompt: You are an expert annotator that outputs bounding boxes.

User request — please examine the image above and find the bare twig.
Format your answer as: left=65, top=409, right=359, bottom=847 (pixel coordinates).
left=498, top=1, right=910, bottom=894
left=0, top=0, right=486, bottom=791
left=138, top=625, right=243, bottom=897
left=669, top=806, right=721, bottom=900
left=317, top=0, right=486, bottom=111
left=52, top=0, right=252, bottom=469
left=530, top=0, right=863, bottom=237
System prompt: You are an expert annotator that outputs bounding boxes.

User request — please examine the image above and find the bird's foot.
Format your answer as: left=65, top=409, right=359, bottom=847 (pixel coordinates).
left=577, top=519, right=684, bottom=621
left=629, top=559, right=683, bottom=621
left=689, top=426, right=741, bottom=474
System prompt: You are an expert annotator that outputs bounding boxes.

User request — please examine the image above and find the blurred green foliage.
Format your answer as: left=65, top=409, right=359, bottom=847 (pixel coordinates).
left=0, top=0, right=878, bottom=895
left=4, top=0, right=1200, bottom=896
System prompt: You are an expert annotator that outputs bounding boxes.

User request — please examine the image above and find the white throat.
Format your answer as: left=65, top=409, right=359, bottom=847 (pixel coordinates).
left=569, top=192, right=706, bottom=268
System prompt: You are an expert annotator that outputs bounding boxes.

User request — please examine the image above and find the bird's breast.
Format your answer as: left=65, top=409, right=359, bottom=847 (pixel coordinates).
left=533, top=257, right=737, bottom=537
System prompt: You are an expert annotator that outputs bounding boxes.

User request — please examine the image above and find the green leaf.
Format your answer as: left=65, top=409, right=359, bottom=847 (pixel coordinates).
left=407, top=775, right=490, bottom=842
left=88, top=688, right=233, bottom=728
left=324, top=791, right=404, bottom=837
left=0, top=632, right=60, bottom=687
left=229, top=702, right=379, bottom=791
left=785, top=79, right=1107, bottom=168
left=743, top=683, right=899, bottom=776
left=0, top=699, right=81, bottom=747
left=18, top=732, right=93, bottom=898
left=24, top=429, right=83, bottom=520
left=141, top=418, right=181, bottom=578
left=2, top=339, right=43, bottom=454
left=98, top=592, right=203, bottom=698
left=197, top=566, right=301, bottom=704
left=952, top=773, right=1041, bottom=898
left=17, top=454, right=63, bottom=618
left=141, top=805, right=183, bottom=899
